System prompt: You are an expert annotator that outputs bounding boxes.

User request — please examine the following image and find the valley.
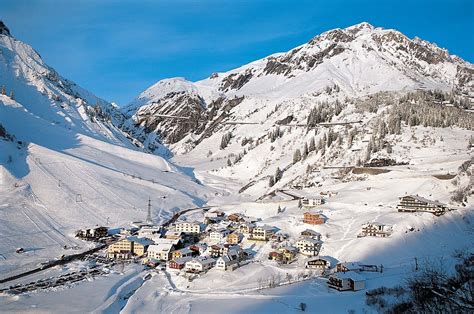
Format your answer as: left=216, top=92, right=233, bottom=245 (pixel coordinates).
left=0, top=20, right=473, bottom=313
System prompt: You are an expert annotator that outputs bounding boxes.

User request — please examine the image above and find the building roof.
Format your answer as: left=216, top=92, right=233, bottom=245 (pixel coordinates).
left=176, top=247, right=193, bottom=255
left=165, top=230, right=183, bottom=236
left=402, top=195, right=446, bottom=206
left=301, top=229, right=321, bottom=236
left=297, top=237, right=322, bottom=245
left=148, top=243, right=173, bottom=253
left=306, top=256, right=330, bottom=263
left=332, top=271, right=365, bottom=281
left=172, top=256, right=193, bottom=264
left=254, top=225, right=276, bottom=231
left=191, top=257, right=216, bottom=266
left=153, top=238, right=181, bottom=246
left=126, top=236, right=153, bottom=246
left=339, top=262, right=362, bottom=270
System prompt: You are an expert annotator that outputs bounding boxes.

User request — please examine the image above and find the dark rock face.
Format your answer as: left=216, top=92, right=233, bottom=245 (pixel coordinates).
left=0, top=21, right=11, bottom=36
left=219, top=69, right=254, bottom=91
left=129, top=91, right=206, bottom=145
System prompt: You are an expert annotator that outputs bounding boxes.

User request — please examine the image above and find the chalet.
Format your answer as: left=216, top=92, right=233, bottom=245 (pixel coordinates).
left=227, top=213, right=246, bottom=223
left=227, top=232, right=243, bottom=244
left=305, top=257, right=331, bottom=270
left=397, top=195, right=448, bottom=216
left=269, top=251, right=283, bottom=261
left=302, top=197, right=324, bottom=207
left=328, top=271, right=365, bottom=291
left=107, top=237, right=152, bottom=259
left=320, top=191, right=338, bottom=198
left=168, top=256, right=192, bottom=270
left=210, top=228, right=231, bottom=243
left=147, top=243, right=174, bottom=261
left=189, top=243, right=207, bottom=255
left=165, top=230, right=184, bottom=240
left=185, top=257, right=216, bottom=273
left=279, top=246, right=298, bottom=261
left=337, top=262, right=363, bottom=273
left=76, top=226, right=108, bottom=240
left=172, top=247, right=193, bottom=260
left=137, top=226, right=161, bottom=238
left=251, top=225, right=275, bottom=241
left=296, top=237, right=322, bottom=256
left=153, top=237, right=182, bottom=248
left=358, top=223, right=393, bottom=238
left=215, top=255, right=239, bottom=271
left=238, top=222, right=256, bottom=235
left=300, top=229, right=322, bottom=240
left=209, top=244, right=241, bottom=258
left=269, top=246, right=298, bottom=263
left=120, top=227, right=139, bottom=236
left=270, top=232, right=288, bottom=242
left=204, top=209, right=225, bottom=219
left=145, top=258, right=160, bottom=268
left=174, top=221, right=203, bottom=234
left=303, top=212, right=325, bottom=225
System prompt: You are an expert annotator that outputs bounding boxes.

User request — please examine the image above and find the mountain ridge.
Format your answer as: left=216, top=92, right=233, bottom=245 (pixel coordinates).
left=122, top=22, right=473, bottom=152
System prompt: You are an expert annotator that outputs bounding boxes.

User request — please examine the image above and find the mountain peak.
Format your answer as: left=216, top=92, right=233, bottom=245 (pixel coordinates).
left=347, top=21, right=375, bottom=30
left=0, top=21, right=11, bottom=37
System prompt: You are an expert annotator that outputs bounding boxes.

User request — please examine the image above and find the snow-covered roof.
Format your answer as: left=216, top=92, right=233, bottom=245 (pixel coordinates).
left=148, top=243, right=173, bottom=252
left=402, top=195, right=446, bottom=206
left=172, top=256, right=193, bottom=264
left=333, top=271, right=365, bottom=281
left=298, top=237, right=322, bottom=245
left=127, top=236, right=153, bottom=246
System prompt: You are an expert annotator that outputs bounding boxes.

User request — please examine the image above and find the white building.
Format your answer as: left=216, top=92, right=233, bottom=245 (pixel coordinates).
left=185, top=257, right=216, bottom=273
left=328, top=271, right=365, bottom=291
left=296, top=237, right=322, bottom=256
left=358, top=223, right=393, bottom=237
left=302, top=197, right=323, bottom=207
left=147, top=243, right=174, bottom=261
left=209, top=228, right=231, bottom=243
left=215, top=255, right=238, bottom=271
left=174, top=221, right=203, bottom=234
left=251, top=225, right=275, bottom=241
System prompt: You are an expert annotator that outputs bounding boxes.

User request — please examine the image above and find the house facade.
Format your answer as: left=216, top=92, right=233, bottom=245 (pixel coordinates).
left=175, top=221, right=202, bottom=234
left=358, top=223, right=393, bottom=237
left=210, top=228, right=231, bottom=243
left=328, top=271, right=365, bottom=291
left=172, top=247, right=193, bottom=260
left=147, top=243, right=174, bottom=261
left=227, top=232, right=243, bottom=244
left=300, top=229, right=321, bottom=240
left=305, top=257, right=331, bottom=270
left=303, top=212, right=325, bottom=225
left=251, top=225, right=275, bottom=241
left=106, top=237, right=151, bottom=259
left=168, top=256, right=192, bottom=270
left=215, top=255, right=239, bottom=271
left=76, top=226, right=108, bottom=240
left=396, top=195, right=448, bottom=215
left=296, top=237, right=322, bottom=256
left=302, top=197, right=323, bottom=207
left=185, top=257, right=216, bottom=273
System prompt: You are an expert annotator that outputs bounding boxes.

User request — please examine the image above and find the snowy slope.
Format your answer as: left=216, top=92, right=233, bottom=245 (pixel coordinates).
left=0, top=22, right=216, bottom=278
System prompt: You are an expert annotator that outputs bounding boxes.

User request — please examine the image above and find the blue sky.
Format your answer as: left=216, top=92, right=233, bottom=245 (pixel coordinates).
left=2, top=0, right=473, bottom=105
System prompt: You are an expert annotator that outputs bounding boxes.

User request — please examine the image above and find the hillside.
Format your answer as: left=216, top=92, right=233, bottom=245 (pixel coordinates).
left=0, top=23, right=214, bottom=278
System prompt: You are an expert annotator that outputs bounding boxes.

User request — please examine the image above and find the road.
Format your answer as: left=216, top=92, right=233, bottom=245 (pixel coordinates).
left=0, top=204, right=209, bottom=287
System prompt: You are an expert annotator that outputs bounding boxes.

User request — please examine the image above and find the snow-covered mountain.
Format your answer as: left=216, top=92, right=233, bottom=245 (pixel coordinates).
left=123, top=22, right=473, bottom=152
left=0, top=21, right=214, bottom=276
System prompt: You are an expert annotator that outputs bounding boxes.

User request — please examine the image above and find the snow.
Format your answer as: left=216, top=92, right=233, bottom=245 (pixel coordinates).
left=1, top=21, right=473, bottom=313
